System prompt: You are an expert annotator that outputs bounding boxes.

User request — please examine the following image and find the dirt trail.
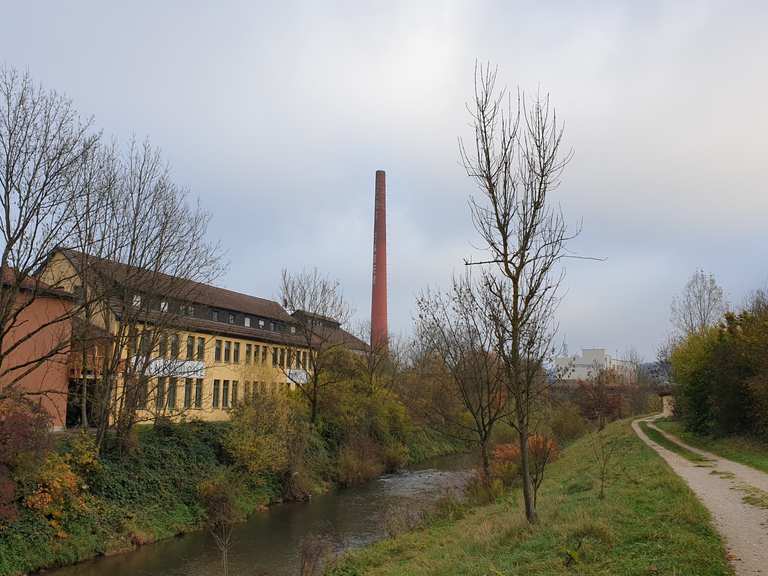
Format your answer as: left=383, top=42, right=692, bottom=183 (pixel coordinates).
left=633, top=416, right=768, bottom=575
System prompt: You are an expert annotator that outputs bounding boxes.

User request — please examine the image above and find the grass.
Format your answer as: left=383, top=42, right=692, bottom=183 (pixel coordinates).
left=327, top=419, right=733, bottom=576
left=638, top=421, right=712, bottom=464
left=655, top=420, right=768, bottom=474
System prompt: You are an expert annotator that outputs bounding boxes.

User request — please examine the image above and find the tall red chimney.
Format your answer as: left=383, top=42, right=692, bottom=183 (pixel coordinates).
left=371, top=170, right=388, bottom=347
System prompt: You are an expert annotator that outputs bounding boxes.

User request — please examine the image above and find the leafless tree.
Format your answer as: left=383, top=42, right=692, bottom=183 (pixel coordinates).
left=671, top=269, right=727, bottom=337
left=460, top=63, right=576, bottom=523
left=350, top=320, right=399, bottom=396
left=0, top=66, right=100, bottom=408
left=416, top=274, right=508, bottom=482
left=589, top=429, right=620, bottom=499
left=62, top=139, right=222, bottom=450
left=280, top=268, right=351, bottom=424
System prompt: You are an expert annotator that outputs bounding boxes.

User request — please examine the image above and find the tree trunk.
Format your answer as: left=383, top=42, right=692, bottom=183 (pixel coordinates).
left=480, top=439, right=491, bottom=484
left=518, top=422, right=537, bottom=523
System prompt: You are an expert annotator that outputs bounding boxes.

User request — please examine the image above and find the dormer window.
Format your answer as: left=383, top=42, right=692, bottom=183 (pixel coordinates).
left=258, top=319, right=265, bottom=328
left=270, top=322, right=275, bottom=331
left=228, top=313, right=235, bottom=324
left=133, top=294, right=142, bottom=308
left=160, top=300, right=168, bottom=313
left=212, top=310, right=219, bottom=322
left=244, top=317, right=251, bottom=328
left=290, top=326, right=296, bottom=334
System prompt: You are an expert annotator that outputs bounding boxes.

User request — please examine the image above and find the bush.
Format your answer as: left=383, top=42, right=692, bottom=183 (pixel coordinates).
left=548, top=402, right=590, bottom=445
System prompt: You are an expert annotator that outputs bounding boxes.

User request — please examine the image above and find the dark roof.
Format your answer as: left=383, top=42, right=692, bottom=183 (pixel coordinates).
left=59, top=250, right=291, bottom=322
left=56, top=250, right=365, bottom=350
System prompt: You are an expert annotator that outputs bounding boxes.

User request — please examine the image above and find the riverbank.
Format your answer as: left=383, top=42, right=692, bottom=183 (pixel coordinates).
left=328, top=418, right=733, bottom=576
left=655, top=419, right=768, bottom=474
left=0, top=418, right=463, bottom=576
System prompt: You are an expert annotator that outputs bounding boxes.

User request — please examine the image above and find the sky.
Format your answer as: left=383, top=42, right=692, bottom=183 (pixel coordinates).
left=2, top=0, right=767, bottom=360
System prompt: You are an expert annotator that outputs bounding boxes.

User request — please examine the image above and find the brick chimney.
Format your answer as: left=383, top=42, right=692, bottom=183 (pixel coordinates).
left=371, top=170, right=388, bottom=347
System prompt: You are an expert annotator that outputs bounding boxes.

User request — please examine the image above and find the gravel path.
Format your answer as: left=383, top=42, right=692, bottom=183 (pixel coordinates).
left=633, top=416, right=768, bottom=575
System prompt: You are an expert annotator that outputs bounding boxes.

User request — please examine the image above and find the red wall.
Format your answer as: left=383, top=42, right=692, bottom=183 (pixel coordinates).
left=1, top=294, right=72, bottom=429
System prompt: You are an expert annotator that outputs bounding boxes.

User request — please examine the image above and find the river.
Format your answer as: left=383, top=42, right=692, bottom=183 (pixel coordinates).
left=45, top=453, right=475, bottom=576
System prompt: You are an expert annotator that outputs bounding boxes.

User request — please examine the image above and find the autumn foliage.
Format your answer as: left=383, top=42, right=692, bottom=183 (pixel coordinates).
left=490, top=435, right=558, bottom=504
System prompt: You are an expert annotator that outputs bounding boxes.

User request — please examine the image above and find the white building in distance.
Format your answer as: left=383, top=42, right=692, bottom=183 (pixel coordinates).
left=554, top=348, right=636, bottom=383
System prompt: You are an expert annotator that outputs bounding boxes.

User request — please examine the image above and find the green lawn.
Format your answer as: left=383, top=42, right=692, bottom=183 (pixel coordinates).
left=328, top=419, right=732, bottom=576
left=655, top=420, right=768, bottom=474
left=638, top=421, right=711, bottom=463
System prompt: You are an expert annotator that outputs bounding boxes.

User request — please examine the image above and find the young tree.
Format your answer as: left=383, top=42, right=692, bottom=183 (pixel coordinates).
left=0, top=66, right=100, bottom=404
left=671, top=269, right=727, bottom=337
left=416, top=274, right=508, bottom=481
left=280, top=268, right=351, bottom=424
left=460, top=64, right=576, bottom=523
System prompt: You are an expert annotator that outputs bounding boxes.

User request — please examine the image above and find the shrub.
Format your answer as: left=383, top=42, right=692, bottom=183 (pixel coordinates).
left=489, top=435, right=559, bottom=504
left=548, top=402, right=590, bottom=445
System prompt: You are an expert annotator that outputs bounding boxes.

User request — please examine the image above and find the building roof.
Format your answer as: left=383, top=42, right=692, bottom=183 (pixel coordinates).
left=55, top=250, right=365, bottom=351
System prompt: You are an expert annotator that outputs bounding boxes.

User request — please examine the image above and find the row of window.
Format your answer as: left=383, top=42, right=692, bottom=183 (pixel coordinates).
left=130, top=293, right=288, bottom=334
left=140, top=378, right=284, bottom=411
left=213, top=339, right=307, bottom=369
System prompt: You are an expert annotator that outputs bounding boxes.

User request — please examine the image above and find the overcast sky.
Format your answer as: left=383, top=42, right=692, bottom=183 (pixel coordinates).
left=3, top=0, right=767, bottom=359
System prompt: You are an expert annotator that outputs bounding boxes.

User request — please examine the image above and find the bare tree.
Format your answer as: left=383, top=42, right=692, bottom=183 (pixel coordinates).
left=280, top=268, right=351, bottom=424
left=671, top=269, right=727, bottom=337
left=460, top=63, right=576, bottom=523
left=51, top=140, right=223, bottom=450
left=0, top=66, right=100, bottom=407
left=350, top=320, right=398, bottom=396
left=416, top=274, right=508, bottom=482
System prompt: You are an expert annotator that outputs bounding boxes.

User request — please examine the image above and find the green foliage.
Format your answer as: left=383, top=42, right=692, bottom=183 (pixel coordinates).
left=225, top=395, right=291, bottom=476
left=548, top=401, right=591, bottom=445
left=672, top=297, right=768, bottom=438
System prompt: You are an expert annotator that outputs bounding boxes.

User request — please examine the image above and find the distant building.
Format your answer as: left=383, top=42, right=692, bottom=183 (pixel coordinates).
left=553, top=348, right=636, bottom=384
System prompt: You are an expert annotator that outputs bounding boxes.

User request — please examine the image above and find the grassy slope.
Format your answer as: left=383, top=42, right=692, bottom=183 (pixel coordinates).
left=329, top=419, right=733, bottom=576
left=655, top=420, right=768, bottom=474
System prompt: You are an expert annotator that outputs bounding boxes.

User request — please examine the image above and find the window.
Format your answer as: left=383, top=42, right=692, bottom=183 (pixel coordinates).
left=212, top=310, right=219, bottom=322
left=244, top=381, right=251, bottom=402
left=270, top=322, right=275, bottom=331
left=168, top=377, right=177, bottom=410
left=184, top=378, right=193, bottom=408
left=290, top=326, right=296, bottom=334
left=302, top=351, right=307, bottom=368
left=224, top=341, right=231, bottom=362
left=194, top=379, right=203, bottom=408
left=159, top=334, right=168, bottom=357
left=245, top=317, right=251, bottom=328
left=245, top=344, right=252, bottom=364
left=213, top=380, right=220, bottom=408
left=128, top=332, right=137, bottom=357
left=156, top=377, right=166, bottom=410
left=261, top=346, right=267, bottom=364
left=222, top=380, right=230, bottom=408
left=258, top=319, right=265, bottom=328
left=233, top=342, right=240, bottom=363
left=197, top=337, right=205, bottom=361
left=279, top=348, right=286, bottom=368
left=215, top=340, right=222, bottom=362
left=272, top=347, right=278, bottom=366
left=232, top=381, right=238, bottom=406
left=228, top=313, right=235, bottom=324
left=171, top=334, right=180, bottom=358
left=186, top=336, right=195, bottom=359
left=133, top=294, right=142, bottom=308
left=160, top=300, right=168, bottom=312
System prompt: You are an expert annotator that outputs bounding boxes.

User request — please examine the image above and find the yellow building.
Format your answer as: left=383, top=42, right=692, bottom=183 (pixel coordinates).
left=40, top=249, right=365, bottom=427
